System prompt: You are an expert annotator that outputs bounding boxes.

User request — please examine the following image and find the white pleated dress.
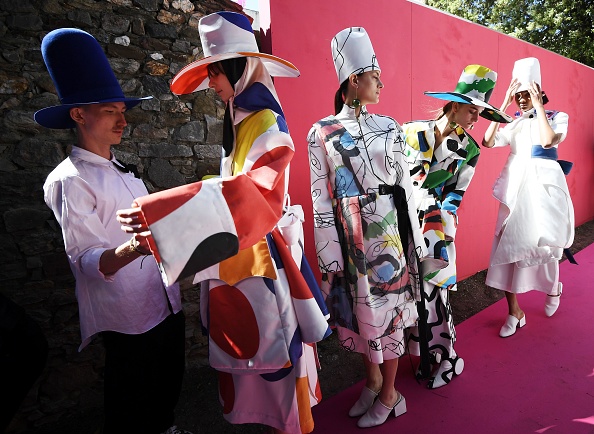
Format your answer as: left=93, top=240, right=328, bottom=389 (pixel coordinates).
left=486, top=109, right=574, bottom=295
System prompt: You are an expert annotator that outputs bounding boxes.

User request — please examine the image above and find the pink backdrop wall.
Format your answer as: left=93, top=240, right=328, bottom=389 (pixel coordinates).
left=260, top=0, right=594, bottom=280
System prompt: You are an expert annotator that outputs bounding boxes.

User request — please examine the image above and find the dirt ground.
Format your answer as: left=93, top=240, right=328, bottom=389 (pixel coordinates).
left=27, top=221, right=594, bottom=434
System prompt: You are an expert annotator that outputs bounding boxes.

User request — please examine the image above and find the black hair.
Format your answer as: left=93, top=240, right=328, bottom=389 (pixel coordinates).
left=334, top=79, right=349, bottom=115
left=334, top=73, right=364, bottom=115
left=207, top=61, right=224, bottom=78
left=534, top=82, right=550, bottom=105
left=207, top=57, right=248, bottom=88
left=208, top=58, right=248, bottom=157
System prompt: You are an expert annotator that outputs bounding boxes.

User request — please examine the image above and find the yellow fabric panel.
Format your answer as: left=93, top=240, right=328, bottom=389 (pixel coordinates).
left=232, top=109, right=277, bottom=175
left=220, top=109, right=279, bottom=285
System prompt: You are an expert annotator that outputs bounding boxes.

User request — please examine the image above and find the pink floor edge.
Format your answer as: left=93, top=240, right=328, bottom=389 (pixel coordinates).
left=312, top=243, right=594, bottom=433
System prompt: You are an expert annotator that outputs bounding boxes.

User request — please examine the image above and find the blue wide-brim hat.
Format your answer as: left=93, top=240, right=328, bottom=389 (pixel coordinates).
left=34, top=28, right=152, bottom=129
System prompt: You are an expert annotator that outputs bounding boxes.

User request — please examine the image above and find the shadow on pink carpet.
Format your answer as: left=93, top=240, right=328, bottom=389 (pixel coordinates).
left=312, top=243, right=594, bottom=433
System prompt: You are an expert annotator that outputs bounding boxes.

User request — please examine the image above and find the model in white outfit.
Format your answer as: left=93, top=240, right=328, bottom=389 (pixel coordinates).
left=482, top=58, right=574, bottom=338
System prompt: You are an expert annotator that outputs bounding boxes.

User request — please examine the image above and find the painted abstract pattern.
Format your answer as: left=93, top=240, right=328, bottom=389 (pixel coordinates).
left=403, top=119, right=479, bottom=361
left=403, top=120, right=480, bottom=288
left=308, top=106, right=425, bottom=345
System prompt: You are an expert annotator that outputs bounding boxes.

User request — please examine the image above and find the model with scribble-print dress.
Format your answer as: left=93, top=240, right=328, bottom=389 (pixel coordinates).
left=307, top=27, right=428, bottom=429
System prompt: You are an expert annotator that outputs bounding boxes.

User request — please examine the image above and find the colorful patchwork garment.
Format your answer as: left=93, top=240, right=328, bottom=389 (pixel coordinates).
left=133, top=58, right=330, bottom=434
left=403, top=119, right=479, bottom=360
left=403, top=120, right=480, bottom=289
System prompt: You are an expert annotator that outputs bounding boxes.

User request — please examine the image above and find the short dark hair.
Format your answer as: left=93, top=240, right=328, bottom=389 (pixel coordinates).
left=207, top=58, right=248, bottom=87
left=207, top=61, right=225, bottom=78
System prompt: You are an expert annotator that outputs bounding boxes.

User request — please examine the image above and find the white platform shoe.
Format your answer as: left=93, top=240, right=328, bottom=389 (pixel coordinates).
left=499, top=314, right=526, bottom=337
left=545, top=282, right=563, bottom=317
left=348, top=386, right=379, bottom=417
left=357, top=393, right=407, bottom=428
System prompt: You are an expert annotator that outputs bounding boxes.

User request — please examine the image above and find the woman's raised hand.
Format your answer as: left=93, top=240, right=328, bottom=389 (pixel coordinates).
left=527, top=80, right=544, bottom=110
left=502, top=78, right=520, bottom=110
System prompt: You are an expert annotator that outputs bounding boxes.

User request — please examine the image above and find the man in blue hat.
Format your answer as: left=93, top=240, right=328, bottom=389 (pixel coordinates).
left=36, top=28, right=191, bottom=434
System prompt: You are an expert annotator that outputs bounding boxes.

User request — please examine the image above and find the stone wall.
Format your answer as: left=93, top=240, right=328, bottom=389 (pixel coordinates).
left=0, top=0, right=244, bottom=430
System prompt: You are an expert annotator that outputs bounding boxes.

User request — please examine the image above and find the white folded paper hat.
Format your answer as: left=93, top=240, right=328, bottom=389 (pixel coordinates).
left=331, top=27, right=380, bottom=85
left=512, top=57, right=542, bottom=92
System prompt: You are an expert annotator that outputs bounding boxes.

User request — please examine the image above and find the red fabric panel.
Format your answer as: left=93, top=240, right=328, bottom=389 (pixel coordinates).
left=134, top=181, right=202, bottom=225
left=209, top=284, right=260, bottom=359
left=222, top=146, right=293, bottom=250
left=271, top=229, right=312, bottom=300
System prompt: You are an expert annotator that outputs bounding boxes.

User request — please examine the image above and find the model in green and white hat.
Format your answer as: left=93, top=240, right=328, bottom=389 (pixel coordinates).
left=402, top=63, right=511, bottom=390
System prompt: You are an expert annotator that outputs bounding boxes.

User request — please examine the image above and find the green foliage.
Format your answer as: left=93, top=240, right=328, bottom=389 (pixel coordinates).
left=426, top=0, right=594, bottom=67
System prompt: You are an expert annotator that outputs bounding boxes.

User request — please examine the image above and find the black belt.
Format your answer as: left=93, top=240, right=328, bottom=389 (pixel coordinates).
left=377, top=183, right=410, bottom=248
left=378, top=184, right=396, bottom=195
left=378, top=183, right=431, bottom=375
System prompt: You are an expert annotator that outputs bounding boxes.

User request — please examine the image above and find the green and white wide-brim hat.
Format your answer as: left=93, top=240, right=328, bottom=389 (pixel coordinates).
left=425, top=64, right=512, bottom=123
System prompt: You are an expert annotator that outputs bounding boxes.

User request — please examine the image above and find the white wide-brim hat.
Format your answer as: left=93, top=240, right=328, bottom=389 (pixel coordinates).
left=332, top=27, right=380, bottom=85
left=512, top=57, right=541, bottom=92
left=170, top=11, right=299, bottom=95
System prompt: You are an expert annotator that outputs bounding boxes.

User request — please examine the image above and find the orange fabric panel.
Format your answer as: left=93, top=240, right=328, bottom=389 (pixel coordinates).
left=219, top=237, right=277, bottom=285
left=295, top=376, right=315, bottom=433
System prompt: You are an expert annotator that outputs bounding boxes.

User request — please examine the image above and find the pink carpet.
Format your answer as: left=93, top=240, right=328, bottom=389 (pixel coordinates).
left=312, top=243, right=594, bottom=433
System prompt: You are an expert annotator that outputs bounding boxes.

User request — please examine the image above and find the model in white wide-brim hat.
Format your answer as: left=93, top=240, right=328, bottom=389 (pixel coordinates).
left=170, top=11, right=298, bottom=95
left=117, top=11, right=331, bottom=434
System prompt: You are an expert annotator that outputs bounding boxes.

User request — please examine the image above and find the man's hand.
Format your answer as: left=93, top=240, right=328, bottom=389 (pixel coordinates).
left=117, top=206, right=149, bottom=233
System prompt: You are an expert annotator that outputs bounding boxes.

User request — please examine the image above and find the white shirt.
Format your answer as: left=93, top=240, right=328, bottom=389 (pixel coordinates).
left=44, top=146, right=181, bottom=350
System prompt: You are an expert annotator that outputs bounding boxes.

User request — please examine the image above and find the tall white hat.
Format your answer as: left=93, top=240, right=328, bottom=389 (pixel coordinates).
left=512, top=57, right=542, bottom=92
left=331, top=27, right=380, bottom=85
